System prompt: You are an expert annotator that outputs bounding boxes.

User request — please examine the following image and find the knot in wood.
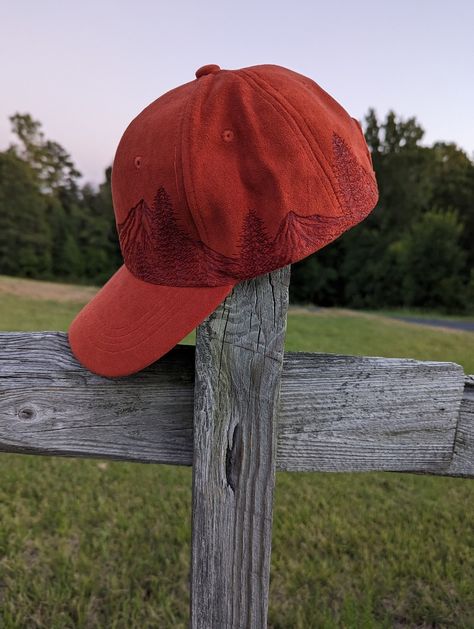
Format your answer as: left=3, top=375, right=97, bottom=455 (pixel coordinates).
left=17, top=406, right=37, bottom=422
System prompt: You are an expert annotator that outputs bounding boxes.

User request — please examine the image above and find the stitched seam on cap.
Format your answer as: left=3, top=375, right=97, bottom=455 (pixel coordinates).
left=238, top=68, right=340, bottom=209
left=181, top=78, right=209, bottom=242
left=242, top=68, right=336, bottom=187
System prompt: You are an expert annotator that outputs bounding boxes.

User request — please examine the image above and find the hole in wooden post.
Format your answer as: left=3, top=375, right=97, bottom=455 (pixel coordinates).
left=226, top=423, right=242, bottom=492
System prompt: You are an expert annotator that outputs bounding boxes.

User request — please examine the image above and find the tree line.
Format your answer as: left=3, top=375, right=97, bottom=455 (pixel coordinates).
left=0, top=111, right=473, bottom=313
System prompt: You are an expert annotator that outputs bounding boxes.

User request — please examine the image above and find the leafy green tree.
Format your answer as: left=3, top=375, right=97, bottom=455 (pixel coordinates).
left=78, top=166, right=121, bottom=283
left=0, top=152, right=52, bottom=277
left=78, top=187, right=114, bottom=281
left=2, top=108, right=472, bottom=313
left=363, top=108, right=381, bottom=155
left=395, top=208, right=467, bottom=312
left=428, top=141, right=474, bottom=269
left=328, top=110, right=428, bottom=308
left=100, top=166, right=122, bottom=274
left=466, top=269, right=474, bottom=312
left=290, top=243, right=342, bottom=306
left=292, top=108, right=473, bottom=313
left=5, top=112, right=87, bottom=280
left=381, top=110, right=424, bottom=154
left=342, top=226, right=387, bottom=308
left=8, top=113, right=81, bottom=195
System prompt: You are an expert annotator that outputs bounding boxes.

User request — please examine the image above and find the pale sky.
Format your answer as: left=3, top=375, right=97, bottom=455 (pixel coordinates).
left=1, top=0, right=473, bottom=188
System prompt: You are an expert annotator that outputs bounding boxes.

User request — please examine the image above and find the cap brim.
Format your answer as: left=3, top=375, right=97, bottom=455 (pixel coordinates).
left=68, top=264, right=235, bottom=378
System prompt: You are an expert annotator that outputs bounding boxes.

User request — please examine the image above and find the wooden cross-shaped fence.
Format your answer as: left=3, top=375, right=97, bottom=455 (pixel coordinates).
left=0, top=265, right=472, bottom=627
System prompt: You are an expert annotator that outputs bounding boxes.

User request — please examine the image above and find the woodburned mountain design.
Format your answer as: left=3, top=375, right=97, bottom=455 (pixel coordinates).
left=117, top=132, right=378, bottom=287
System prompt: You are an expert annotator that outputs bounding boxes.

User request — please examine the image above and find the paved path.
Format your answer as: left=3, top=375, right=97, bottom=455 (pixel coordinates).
left=288, top=305, right=474, bottom=333
left=388, top=316, right=474, bottom=333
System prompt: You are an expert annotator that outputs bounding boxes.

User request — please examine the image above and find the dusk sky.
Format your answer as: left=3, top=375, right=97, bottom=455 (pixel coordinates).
left=1, top=1, right=473, bottom=188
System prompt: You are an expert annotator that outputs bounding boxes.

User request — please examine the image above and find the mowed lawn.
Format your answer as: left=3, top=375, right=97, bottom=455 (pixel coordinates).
left=0, top=276, right=473, bottom=628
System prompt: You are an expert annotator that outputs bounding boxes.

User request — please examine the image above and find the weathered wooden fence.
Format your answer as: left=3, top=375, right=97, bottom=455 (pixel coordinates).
left=0, top=265, right=472, bottom=627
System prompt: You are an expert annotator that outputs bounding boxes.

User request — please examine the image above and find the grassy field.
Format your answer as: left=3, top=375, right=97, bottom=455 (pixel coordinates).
left=1, top=276, right=473, bottom=628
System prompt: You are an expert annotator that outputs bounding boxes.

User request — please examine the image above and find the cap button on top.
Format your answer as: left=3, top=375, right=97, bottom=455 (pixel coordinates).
left=195, top=64, right=221, bottom=79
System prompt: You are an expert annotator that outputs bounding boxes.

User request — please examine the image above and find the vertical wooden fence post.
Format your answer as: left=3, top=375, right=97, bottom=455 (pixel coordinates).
left=190, top=265, right=291, bottom=628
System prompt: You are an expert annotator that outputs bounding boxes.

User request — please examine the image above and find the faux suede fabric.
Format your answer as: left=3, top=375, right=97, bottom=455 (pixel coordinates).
left=67, top=62, right=379, bottom=378
left=68, top=265, right=233, bottom=377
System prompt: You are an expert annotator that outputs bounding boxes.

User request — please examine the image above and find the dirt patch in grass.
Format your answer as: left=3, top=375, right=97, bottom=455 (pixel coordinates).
left=0, top=275, right=100, bottom=303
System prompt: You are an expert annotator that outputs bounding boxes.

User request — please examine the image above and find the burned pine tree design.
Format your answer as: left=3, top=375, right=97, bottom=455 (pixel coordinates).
left=269, top=132, right=379, bottom=262
left=118, top=189, right=198, bottom=285
left=117, top=131, right=379, bottom=287
left=236, top=208, right=275, bottom=278
left=118, top=187, right=240, bottom=286
left=152, top=187, right=201, bottom=281
left=332, top=132, right=379, bottom=221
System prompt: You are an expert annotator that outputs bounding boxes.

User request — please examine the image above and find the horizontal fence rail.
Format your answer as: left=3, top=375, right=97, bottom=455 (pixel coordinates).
left=0, top=332, right=472, bottom=477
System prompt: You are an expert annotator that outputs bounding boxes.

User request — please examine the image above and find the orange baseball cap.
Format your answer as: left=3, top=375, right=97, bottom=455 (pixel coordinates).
left=68, top=63, right=379, bottom=377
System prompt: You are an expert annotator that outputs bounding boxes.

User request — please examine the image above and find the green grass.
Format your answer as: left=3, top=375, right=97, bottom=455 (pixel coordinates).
left=284, top=310, right=474, bottom=374
left=2, top=294, right=472, bottom=374
left=0, top=294, right=83, bottom=332
left=1, top=293, right=473, bottom=628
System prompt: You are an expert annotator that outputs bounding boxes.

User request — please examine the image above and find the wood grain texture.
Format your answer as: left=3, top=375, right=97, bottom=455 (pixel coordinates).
left=0, top=332, right=469, bottom=476
left=277, top=351, right=465, bottom=474
left=0, top=332, right=195, bottom=465
left=190, top=266, right=291, bottom=629
left=444, top=375, right=474, bottom=477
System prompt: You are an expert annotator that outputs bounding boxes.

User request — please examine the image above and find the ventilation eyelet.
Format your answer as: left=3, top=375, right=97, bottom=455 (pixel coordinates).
left=134, top=156, right=142, bottom=169
left=222, top=129, right=234, bottom=142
